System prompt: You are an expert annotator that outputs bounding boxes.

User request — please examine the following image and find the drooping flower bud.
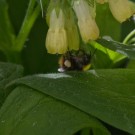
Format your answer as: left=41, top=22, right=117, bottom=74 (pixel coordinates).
left=46, top=9, right=68, bottom=54
left=108, top=0, right=134, bottom=23
left=73, top=0, right=99, bottom=42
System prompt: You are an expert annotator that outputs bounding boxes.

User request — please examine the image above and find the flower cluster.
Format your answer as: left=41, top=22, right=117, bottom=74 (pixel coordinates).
left=45, top=0, right=135, bottom=54
left=45, top=0, right=99, bottom=54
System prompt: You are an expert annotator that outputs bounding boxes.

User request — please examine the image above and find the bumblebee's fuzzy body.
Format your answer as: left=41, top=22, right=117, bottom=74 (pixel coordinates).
left=58, top=50, right=91, bottom=72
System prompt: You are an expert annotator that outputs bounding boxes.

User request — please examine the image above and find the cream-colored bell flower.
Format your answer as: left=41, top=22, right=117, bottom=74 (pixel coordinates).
left=78, top=17, right=99, bottom=42
left=46, top=9, right=68, bottom=54
left=73, top=0, right=99, bottom=42
left=108, top=0, right=134, bottom=23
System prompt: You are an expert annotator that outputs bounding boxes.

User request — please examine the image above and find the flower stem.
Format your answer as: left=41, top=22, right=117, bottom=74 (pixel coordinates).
left=13, top=0, right=41, bottom=52
left=123, top=29, right=135, bottom=44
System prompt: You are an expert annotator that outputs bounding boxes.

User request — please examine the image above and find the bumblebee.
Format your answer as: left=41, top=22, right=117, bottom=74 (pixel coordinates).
left=58, top=50, right=93, bottom=72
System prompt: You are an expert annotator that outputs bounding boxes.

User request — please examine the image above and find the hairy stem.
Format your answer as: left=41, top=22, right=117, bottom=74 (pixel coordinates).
left=13, top=0, right=41, bottom=52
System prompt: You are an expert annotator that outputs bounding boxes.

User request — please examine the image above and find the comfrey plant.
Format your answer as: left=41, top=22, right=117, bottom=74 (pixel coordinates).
left=45, top=0, right=135, bottom=54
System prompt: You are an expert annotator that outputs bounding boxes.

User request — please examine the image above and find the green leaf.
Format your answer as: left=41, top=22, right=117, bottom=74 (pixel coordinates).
left=0, top=86, right=110, bottom=135
left=0, top=62, right=23, bottom=107
left=96, top=38, right=135, bottom=59
left=91, top=47, right=113, bottom=68
left=0, top=0, right=16, bottom=55
left=7, top=70, right=135, bottom=134
left=89, top=41, right=126, bottom=68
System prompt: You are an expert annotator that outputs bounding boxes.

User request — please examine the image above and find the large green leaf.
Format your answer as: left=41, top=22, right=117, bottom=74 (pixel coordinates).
left=0, top=62, right=23, bottom=107
left=7, top=69, right=135, bottom=134
left=0, top=86, right=110, bottom=135
left=96, top=38, right=135, bottom=59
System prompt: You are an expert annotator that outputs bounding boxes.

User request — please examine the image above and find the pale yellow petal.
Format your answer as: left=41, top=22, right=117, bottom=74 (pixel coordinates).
left=78, top=17, right=99, bottom=42
left=73, top=0, right=99, bottom=42
left=46, top=9, right=68, bottom=54
left=109, top=0, right=133, bottom=22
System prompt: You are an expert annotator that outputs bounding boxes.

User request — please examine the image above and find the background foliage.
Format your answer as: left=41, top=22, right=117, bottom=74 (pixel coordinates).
left=0, top=0, right=135, bottom=135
